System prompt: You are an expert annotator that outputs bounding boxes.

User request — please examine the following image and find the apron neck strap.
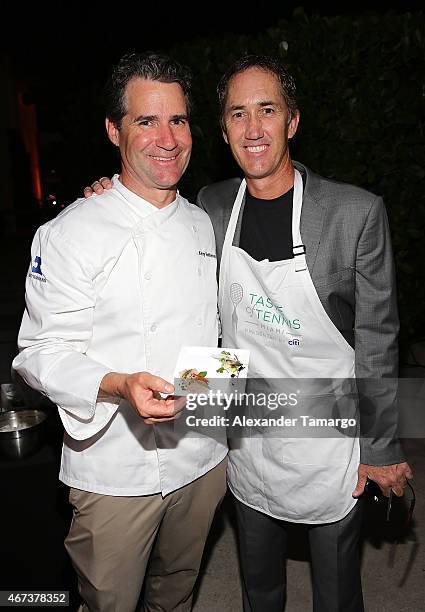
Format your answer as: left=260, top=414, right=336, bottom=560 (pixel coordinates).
left=292, top=169, right=307, bottom=272
left=222, top=178, right=247, bottom=255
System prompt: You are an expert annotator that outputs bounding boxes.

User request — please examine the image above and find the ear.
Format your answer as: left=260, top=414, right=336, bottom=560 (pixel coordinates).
left=106, top=118, right=120, bottom=147
left=288, top=110, right=300, bottom=140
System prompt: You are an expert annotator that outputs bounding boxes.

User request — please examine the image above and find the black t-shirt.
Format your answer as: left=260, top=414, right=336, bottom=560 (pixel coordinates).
left=239, top=188, right=294, bottom=262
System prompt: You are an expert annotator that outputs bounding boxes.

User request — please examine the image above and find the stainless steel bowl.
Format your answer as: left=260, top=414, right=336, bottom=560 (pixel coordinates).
left=0, top=410, right=47, bottom=460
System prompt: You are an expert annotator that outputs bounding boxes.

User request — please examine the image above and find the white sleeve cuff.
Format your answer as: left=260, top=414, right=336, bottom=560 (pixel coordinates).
left=58, top=398, right=121, bottom=440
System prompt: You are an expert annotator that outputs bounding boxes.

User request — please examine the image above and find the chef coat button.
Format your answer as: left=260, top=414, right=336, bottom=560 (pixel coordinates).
left=144, top=272, right=151, bottom=280
left=150, top=324, right=157, bottom=333
left=197, top=317, right=202, bottom=326
left=192, top=225, right=197, bottom=233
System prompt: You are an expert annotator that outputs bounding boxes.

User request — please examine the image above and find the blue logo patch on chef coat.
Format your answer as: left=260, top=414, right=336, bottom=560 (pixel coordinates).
left=31, top=256, right=42, bottom=274
left=29, top=255, right=46, bottom=282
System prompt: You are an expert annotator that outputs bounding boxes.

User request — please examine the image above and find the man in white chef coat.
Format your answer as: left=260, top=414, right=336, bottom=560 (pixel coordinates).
left=13, top=52, right=227, bottom=612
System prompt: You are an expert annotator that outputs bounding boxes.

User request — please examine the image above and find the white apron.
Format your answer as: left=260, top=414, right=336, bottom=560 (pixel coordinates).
left=219, top=170, right=359, bottom=523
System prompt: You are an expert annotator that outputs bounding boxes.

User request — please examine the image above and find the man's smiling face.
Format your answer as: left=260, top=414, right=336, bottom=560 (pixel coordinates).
left=107, top=77, right=192, bottom=205
left=222, top=67, right=299, bottom=184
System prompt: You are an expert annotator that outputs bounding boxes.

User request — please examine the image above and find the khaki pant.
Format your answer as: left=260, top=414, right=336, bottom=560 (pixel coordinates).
left=65, top=458, right=227, bottom=612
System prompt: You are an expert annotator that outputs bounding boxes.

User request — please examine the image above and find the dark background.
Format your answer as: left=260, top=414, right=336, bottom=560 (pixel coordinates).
left=2, top=2, right=424, bottom=352
left=1, top=4, right=424, bottom=609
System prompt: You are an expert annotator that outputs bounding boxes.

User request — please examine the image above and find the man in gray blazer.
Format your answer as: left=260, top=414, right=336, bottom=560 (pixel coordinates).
left=196, top=55, right=412, bottom=612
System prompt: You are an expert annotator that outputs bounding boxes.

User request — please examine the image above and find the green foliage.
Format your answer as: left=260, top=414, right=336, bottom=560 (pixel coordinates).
left=171, top=10, right=425, bottom=350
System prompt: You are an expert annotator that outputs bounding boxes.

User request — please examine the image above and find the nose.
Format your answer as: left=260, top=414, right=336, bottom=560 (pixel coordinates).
left=156, top=124, right=178, bottom=150
left=245, top=114, right=264, bottom=140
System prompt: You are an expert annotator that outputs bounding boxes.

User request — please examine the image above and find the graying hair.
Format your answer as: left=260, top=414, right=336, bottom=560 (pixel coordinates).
left=217, top=54, right=298, bottom=129
left=105, top=52, right=193, bottom=128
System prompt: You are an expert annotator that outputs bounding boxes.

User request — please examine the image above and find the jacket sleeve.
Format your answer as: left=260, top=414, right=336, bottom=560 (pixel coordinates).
left=354, top=196, right=405, bottom=465
left=196, top=188, right=206, bottom=212
left=12, top=225, right=118, bottom=440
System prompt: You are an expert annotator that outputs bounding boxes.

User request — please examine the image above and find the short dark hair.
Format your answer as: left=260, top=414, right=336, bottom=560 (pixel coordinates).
left=105, top=52, right=193, bottom=128
left=217, top=54, right=298, bottom=129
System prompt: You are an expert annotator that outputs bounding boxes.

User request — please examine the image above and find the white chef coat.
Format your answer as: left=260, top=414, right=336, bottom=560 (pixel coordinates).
left=13, top=176, right=227, bottom=496
left=219, top=170, right=359, bottom=523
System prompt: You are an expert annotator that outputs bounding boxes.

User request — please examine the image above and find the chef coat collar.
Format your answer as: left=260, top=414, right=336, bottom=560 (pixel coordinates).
left=112, top=174, right=179, bottom=224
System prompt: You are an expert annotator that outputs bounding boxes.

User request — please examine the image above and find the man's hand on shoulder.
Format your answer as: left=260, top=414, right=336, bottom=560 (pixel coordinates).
left=84, top=176, right=113, bottom=198
left=353, top=461, right=413, bottom=498
left=99, top=371, right=185, bottom=424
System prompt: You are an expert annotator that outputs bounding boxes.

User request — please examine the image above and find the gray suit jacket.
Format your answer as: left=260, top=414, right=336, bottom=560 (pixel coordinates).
left=197, top=161, right=404, bottom=465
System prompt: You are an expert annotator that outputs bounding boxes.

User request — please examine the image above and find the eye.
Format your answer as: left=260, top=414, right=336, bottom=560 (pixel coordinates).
left=232, top=111, right=244, bottom=120
left=171, top=118, right=187, bottom=126
left=137, top=119, right=153, bottom=127
left=262, top=107, right=275, bottom=115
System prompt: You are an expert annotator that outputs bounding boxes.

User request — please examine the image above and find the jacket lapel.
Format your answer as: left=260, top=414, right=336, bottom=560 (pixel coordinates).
left=294, top=161, right=326, bottom=274
left=233, top=193, right=246, bottom=247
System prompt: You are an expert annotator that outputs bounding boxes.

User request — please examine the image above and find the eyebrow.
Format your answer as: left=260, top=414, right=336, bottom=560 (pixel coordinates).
left=170, top=113, right=189, bottom=122
left=227, top=100, right=277, bottom=112
left=133, top=113, right=188, bottom=123
left=133, top=114, right=157, bottom=123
